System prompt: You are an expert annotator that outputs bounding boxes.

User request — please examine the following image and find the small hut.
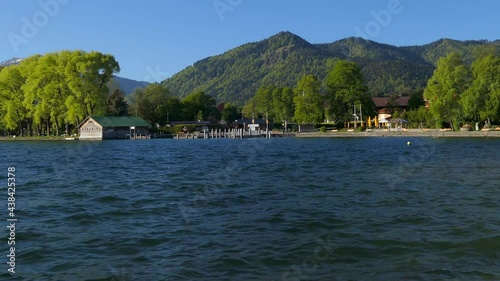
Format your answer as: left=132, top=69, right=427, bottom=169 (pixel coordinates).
left=388, top=118, right=409, bottom=131
left=78, top=116, right=150, bottom=140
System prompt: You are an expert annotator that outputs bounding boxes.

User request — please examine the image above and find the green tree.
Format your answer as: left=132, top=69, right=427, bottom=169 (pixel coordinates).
left=472, top=45, right=500, bottom=61
left=406, top=106, right=434, bottom=129
left=254, top=84, right=276, bottom=119
left=424, top=53, right=470, bottom=129
left=196, top=110, right=204, bottom=121
left=0, top=51, right=120, bottom=135
left=461, top=54, right=500, bottom=124
left=129, top=88, right=152, bottom=120
left=181, top=91, right=219, bottom=121
left=241, top=97, right=255, bottom=119
left=325, top=60, right=373, bottom=123
left=129, top=83, right=171, bottom=126
left=164, top=96, right=182, bottom=123
left=0, top=64, right=30, bottom=135
left=294, top=75, right=323, bottom=124
left=21, top=52, right=72, bottom=135
left=272, top=87, right=295, bottom=123
left=221, top=102, right=239, bottom=122
left=106, top=89, right=129, bottom=116
left=407, top=90, right=425, bottom=110
left=66, top=51, right=120, bottom=120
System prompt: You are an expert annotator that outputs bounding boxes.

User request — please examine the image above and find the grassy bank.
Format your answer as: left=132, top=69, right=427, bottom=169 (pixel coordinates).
left=0, top=136, right=67, bottom=141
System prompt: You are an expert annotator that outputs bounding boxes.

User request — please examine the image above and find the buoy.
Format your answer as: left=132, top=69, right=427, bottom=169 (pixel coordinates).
left=407, top=141, right=412, bottom=146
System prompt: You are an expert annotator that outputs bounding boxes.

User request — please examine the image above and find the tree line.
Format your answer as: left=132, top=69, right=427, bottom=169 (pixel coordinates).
left=129, top=45, right=500, bottom=131
left=1, top=49, right=498, bottom=136
left=129, top=63, right=372, bottom=130
left=242, top=60, right=375, bottom=126
left=244, top=53, right=500, bottom=130
left=0, top=51, right=120, bottom=136
left=423, top=52, right=500, bottom=129
left=127, top=84, right=232, bottom=126
left=0, top=51, right=237, bottom=136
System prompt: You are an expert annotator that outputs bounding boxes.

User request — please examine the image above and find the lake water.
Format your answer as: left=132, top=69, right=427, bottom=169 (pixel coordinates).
left=0, top=137, right=499, bottom=281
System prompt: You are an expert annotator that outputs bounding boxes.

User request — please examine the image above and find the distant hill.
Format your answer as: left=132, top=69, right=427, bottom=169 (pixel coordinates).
left=0, top=58, right=148, bottom=95
left=401, top=38, right=500, bottom=65
left=162, top=31, right=499, bottom=105
left=111, top=76, right=149, bottom=95
left=0, top=57, right=24, bottom=66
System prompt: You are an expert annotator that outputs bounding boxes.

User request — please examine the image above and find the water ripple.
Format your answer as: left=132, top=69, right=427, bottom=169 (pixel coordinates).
left=0, top=138, right=498, bottom=280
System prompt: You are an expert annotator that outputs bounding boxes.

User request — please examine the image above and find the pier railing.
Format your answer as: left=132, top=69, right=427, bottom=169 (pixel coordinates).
left=173, top=128, right=275, bottom=139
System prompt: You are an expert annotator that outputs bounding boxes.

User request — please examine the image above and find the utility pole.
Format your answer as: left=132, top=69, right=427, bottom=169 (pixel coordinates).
left=252, top=99, right=255, bottom=124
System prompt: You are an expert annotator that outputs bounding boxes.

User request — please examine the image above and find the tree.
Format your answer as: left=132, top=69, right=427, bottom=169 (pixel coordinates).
left=272, top=87, right=295, bottom=123
left=0, top=51, right=120, bottom=135
left=241, top=97, right=255, bottom=119
left=196, top=110, right=204, bottom=121
left=424, top=53, right=470, bottom=129
left=181, top=91, right=219, bottom=121
left=325, top=60, right=374, bottom=124
left=473, top=45, right=500, bottom=61
left=406, top=106, right=434, bottom=129
left=407, top=90, right=425, bottom=111
left=461, top=54, right=500, bottom=124
left=128, top=83, right=171, bottom=126
left=18, top=51, right=121, bottom=135
left=254, top=84, right=276, bottom=119
left=0, top=64, right=30, bottom=135
left=221, top=102, right=239, bottom=122
left=106, top=89, right=128, bottom=116
left=66, top=51, right=120, bottom=119
left=21, top=52, right=72, bottom=135
left=164, top=96, right=182, bottom=123
left=294, top=75, right=323, bottom=124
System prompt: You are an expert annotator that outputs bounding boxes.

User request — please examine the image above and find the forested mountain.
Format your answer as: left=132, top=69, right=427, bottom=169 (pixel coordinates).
left=162, top=31, right=499, bottom=105
left=111, top=76, right=149, bottom=95
left=402, top=38, right=500, bottom=65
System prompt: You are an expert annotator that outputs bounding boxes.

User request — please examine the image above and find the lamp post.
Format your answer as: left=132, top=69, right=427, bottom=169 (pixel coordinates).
left=266, top=111, right=269, bottom=138
left=353, top=104, right=357, bottom=128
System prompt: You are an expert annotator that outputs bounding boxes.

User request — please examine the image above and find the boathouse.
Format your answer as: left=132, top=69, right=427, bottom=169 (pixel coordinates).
left=298, top=124, right=316, bottom=133
left=78, top=116, right=151, bottom=140
left=231, top=118, right=267, bottom=130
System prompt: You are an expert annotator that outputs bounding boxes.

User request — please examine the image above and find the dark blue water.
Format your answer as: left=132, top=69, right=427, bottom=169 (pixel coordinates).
left=1, top=137, right=499, bottom=281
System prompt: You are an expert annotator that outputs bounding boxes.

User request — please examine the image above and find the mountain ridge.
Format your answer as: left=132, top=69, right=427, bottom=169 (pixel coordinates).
left=162, top=32, right=499, bottom=105
left=2, top=32, right=498, bottom=104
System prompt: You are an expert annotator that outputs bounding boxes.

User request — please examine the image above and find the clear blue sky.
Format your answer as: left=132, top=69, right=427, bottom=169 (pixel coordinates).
left=1, top=0, right=499, bottom=82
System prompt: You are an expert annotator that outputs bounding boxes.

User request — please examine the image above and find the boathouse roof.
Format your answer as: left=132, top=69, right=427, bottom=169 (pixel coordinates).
left=77, top=116, right=151, bottom=128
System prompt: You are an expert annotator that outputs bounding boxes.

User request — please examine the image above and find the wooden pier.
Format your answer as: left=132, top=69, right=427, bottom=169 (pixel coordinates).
left=130, top=134, right=151, bottom=140
left=173, top=128, right=289, bottom=139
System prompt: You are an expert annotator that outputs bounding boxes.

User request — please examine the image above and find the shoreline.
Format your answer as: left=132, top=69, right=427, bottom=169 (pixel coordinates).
left=295, top=130, right=500, bottom=138
left=2, top=130, right=500, bottom=141
left=0, top=136, right=67, bottom=141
